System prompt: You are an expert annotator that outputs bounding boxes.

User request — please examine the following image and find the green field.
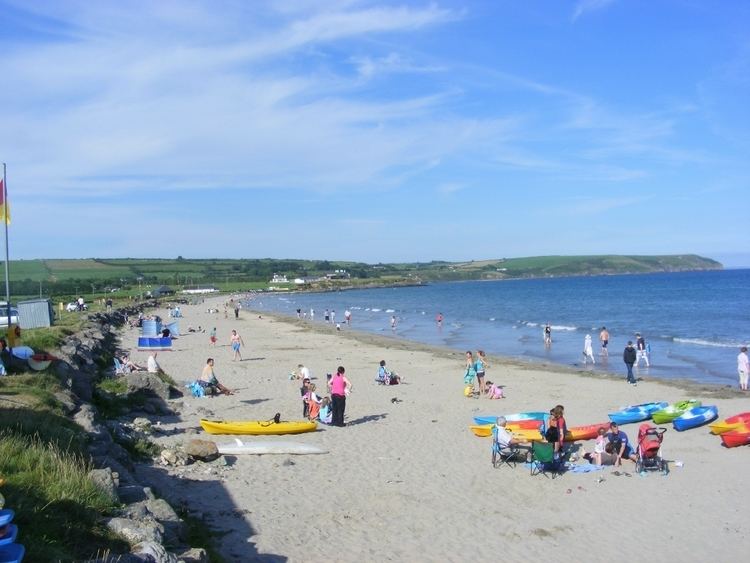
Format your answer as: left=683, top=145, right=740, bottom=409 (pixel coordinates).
left=4, top=254, right=721, bottom=300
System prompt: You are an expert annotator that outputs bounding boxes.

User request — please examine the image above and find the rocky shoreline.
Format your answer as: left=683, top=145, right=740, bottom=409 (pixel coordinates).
left=37, top=303, right=225, bottom=563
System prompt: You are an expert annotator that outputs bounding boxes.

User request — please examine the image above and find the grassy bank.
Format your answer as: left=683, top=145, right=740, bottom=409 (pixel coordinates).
left=0, top=375, right=126, bottom=560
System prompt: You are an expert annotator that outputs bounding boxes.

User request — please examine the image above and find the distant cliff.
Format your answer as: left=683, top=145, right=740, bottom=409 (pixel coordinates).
left=400, top=254, right=723, bottom=282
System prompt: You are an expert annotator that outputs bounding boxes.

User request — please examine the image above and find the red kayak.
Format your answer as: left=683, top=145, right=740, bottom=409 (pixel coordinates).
left=720, top=426, right=750, bottom=448
left=564, top=422, right=610, bottom=442
left=709, top=412, right=750, bottom=434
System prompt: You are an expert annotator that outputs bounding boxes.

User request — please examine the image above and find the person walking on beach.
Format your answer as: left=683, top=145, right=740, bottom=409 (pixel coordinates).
left=543, top=323, right=552, bottom=347
left=583, top=334, right=595, bottom=365
left=599, top=326, right=609, bottom=356
left=623, top=341, right=637, bottom=385
left=328, top=366, right=351, bottom=427
left=737, top=346, right=750, bottom=391
left=230, top=329, right=245, bottom=361
left=635, top=333, right=650, bottom=367
left=345, top=309, right=351, bottom=324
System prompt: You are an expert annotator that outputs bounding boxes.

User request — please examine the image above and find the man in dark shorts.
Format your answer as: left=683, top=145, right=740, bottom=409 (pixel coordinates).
left=599, top=326, right=609, bottom=356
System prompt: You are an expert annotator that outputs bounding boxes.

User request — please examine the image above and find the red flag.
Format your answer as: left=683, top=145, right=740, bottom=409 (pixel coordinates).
left=0, top=178, right=9, bottom=224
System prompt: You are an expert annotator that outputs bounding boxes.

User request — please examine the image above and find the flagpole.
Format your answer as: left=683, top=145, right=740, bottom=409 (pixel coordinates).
left=2, top=163, right=10, bottom=347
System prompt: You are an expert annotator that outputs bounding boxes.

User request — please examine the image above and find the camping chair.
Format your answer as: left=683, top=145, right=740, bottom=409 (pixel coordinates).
left=491, top=426, right=523, bottom=469
left=529, top=441, right=561, bottom=478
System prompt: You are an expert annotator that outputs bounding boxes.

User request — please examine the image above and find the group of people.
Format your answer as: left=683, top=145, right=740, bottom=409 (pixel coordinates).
left=492, top=405, right=638, bottom=468
left=296, top=308, right=353, bottom=326
left=297, top=365, right=351, bottom=427
left=463, top=350, right=501, bottom=398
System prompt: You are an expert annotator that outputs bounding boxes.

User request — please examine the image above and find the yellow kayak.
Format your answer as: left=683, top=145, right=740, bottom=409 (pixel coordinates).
left=709, top=412, right=750, bottom=435
left=469, top=424, right=542, bottom=441
left=200, top=419, right=318, bottom=435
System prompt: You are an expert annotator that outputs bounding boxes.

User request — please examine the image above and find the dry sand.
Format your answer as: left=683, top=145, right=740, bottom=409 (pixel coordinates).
left=123, top=296, right=750, bottom=562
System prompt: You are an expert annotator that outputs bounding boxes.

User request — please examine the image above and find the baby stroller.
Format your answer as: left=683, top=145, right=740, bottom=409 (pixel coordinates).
left=635, top=423, right=668, bottom=475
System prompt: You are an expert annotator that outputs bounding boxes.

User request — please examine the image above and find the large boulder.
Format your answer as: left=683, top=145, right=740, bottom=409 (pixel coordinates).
left=106, top=517, right=164, bottom=545
left=88, top=467, right=119, bottom=502
left=125, top=372, right=171, bottom=401
left=184, top=439, right=219, bottom=462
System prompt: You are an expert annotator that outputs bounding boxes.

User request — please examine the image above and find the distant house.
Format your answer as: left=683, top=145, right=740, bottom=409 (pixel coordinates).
left=270, top=274, right=289, bottom=284
left=149, top=285, right=175, bottom=297
left=181, top=287, right=219, bottom=295
left=325, top=269, right=350, bottom=280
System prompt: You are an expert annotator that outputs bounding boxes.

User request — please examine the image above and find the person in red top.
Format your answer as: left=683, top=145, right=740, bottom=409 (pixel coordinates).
left=328, top=366, right=352, bottom=427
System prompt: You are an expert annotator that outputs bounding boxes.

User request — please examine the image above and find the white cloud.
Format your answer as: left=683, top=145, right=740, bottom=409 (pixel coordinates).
left=571, top=0, right=617, bottom=22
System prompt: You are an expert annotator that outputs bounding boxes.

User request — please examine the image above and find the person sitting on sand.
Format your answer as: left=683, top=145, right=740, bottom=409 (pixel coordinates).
left=199, top=358, right=233, bottom=396
left=606, top=422, right=637, bottom=465
left=121, top=354, right=145, bottom=372
left=319, top=397, right=333, bottom=425
left=484, top=380, right=504, bottom=399
left=297, top=363, right=311, bottom=381
left=376, top=360, right=401, bottom=385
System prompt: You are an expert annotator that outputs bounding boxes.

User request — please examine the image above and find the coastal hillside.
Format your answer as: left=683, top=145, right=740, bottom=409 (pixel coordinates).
left=7, top=254, right=721, bottom=297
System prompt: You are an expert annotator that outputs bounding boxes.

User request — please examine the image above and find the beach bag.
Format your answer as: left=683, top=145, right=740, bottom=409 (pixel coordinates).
left=187, top=381, right=205, bottom=398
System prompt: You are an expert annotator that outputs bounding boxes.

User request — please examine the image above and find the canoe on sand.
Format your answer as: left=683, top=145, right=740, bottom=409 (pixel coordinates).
left=672, top=406, right=719, bottom=432
left=709, top=412, right=750, bottom=435
left=608, top=402, right=668, bottom=425
left=651, top=400, right=702, bottom=424
left=564, top=422, right=610, bottom=442
left=200, top=419, right=317, bottom=435
left=719, top=426, right=750, bottom=448
left=469, top=425, right=543, bottom=441
left=473, top=412, right=547, bottom=425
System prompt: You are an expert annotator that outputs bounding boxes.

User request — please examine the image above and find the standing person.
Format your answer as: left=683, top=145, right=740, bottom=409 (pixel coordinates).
left=324, top=309, right=330, bottom=323
left=390, top=315, right=397, bottom=330
left=328, top=366, right=351, bottom=427
left=310, top=308, right=315, bottom=321
left=623, top=341, right=637, bottom=385
left=296, top=308, right=301, bottom=319
left=209, top=327, right=217, bottom=346
left=345, top=309, right=351, bottom=324
left=635, top=333, right=650, bottom=367
left=436, top=312, right=443, bottom=328
left=738, top=346, right=750, bottom=391
left=464, top=351, right=477, bottom=393
left=543, top=323, right=552, bottom=346
left=599, top=326, right=609, bottom=356
left=105, top=297, right=113, bottom=313
left=234, top=304, right=240, bottom=319
left=475, top=350, right=488, bottom=396
left=331, top=310, right=336, bottom=324
left=583, top=334, right=596, bottom=365
left=300, top=377, right=311, bottom=417
left=230, top=329, right=245, bottom=361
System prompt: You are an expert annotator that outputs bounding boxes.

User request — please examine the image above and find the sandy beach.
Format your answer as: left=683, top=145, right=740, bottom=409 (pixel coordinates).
left=123, top=296, right=750, bottom=562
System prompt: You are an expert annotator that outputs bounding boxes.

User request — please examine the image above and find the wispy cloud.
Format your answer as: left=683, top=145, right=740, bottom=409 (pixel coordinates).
left=571, top=0, right=617, bottom=22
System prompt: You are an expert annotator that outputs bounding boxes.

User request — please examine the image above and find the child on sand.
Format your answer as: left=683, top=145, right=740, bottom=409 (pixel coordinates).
left=209, top=327, right=217, bottom=346
left=484, top=380, right=504, bottom=399
left=319, top=397, right=332, bottom=424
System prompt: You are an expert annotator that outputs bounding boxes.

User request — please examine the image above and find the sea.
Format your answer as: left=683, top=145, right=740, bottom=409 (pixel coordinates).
left=246, top=269, right=750, bottom=388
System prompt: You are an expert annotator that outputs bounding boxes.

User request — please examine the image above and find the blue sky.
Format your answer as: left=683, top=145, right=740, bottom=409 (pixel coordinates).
left=1, top=0, right=748, bottom=265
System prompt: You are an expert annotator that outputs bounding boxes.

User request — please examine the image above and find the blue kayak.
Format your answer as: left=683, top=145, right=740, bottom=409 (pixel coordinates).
left=673, top=405, right=719, bottom=431
left=608, top=402, right=668, bottom=425
left=473, top=412, right=548, bottom=426
left=0, top=543, right=25, bottom=563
